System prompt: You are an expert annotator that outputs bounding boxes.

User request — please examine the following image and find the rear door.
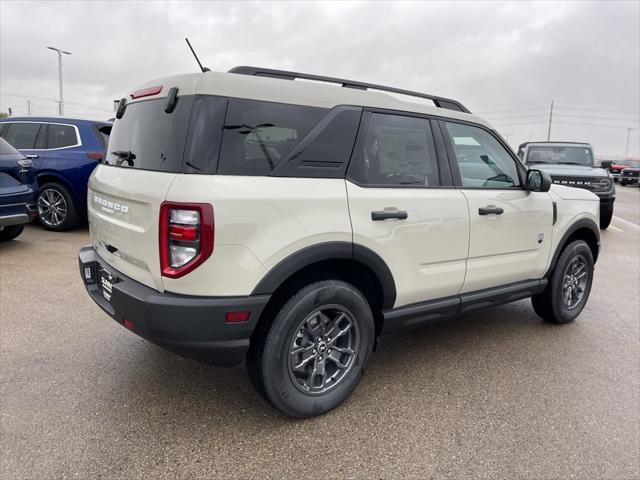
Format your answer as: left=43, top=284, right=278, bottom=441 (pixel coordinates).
left=440, top=120, right=553, bottom=293
left=346, top=111, right=470, bottom=309
left=89, top=95, right=194, bottom=291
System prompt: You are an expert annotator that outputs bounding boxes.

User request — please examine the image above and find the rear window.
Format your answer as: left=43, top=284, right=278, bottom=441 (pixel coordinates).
left=217, top=99, right=327, bottom=176
left=104, top=97, right=193, bottom=172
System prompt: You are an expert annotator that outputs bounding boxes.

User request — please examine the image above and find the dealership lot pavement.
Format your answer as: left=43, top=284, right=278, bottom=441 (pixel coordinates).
left=1, top=186, right=638, bottom=479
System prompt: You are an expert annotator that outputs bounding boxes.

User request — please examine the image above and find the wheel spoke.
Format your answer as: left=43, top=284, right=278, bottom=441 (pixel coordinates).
left=307, top=358, right=326, bottom=390
left=327, top=349, right=351, bottom=369
left=292, top=346, right=316, bottom=372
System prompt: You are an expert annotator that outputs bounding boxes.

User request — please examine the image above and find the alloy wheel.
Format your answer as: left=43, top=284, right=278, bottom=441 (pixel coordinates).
left=37, top=188, right=67, bottom=227
left=288, top=305, right=360, bottom=395
left=562, top=254, right=588, bottom=310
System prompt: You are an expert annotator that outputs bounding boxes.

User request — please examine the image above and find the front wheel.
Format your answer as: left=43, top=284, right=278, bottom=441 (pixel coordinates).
left=532, top=240, right=594, bottom=324
left=247, top=280, right=375, bottom=418
left=37, top=182, right=80, bottom=231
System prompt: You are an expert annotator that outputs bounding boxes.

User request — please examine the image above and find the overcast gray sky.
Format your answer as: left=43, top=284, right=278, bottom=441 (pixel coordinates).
left=1, top=0, right=639, bottom=157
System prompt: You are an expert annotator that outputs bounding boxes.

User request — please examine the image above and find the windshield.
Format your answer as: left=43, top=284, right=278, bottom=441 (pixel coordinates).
left=526, top=146, right=593, bottom=166
left=104, top=97, right=192, bottom=172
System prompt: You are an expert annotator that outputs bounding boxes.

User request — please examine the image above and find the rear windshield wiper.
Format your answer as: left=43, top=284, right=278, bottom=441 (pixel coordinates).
left=111, top=150, right=136, bottom=167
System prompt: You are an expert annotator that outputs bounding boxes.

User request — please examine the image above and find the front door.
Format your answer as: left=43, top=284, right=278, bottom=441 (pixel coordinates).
left=346, top=112, right=470, bottom=309
left=440, top=120, right=553, bottom=293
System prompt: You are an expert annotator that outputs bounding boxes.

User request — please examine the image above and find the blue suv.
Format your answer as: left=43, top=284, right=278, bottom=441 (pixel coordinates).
left=0, top=117, right=111, bottom=231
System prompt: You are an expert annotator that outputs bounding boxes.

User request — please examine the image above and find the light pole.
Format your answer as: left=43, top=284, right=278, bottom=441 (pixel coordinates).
left=46, top=46, right=71, bottom=116
left=625, top=127, right=637, bottom=159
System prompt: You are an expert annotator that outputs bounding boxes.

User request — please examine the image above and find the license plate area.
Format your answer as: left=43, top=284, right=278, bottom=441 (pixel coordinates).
left=98, top=265, right=120, bottom=303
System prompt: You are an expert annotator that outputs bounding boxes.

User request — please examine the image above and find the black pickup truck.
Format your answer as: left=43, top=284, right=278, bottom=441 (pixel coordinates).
left=518, top=141, right=615, bottom=229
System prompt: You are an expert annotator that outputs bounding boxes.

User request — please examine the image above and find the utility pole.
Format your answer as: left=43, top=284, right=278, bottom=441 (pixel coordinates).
left=625, top=127, right=637, bottom=159
left=46, top=46, right=71, bottom=116
left=546, top=100, right=554, bottom=141
left=27, top=100, right=31, bottom=116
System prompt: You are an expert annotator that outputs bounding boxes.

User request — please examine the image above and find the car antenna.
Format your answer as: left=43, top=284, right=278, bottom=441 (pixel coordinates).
left=185, top=38, right=210, bottom=72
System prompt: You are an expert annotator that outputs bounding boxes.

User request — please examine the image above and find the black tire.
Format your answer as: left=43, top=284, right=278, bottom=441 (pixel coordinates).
left=0, top=224, right=25, bottom=242
left=599, top=206, right=613, bottom=229
left=247, top=280, right=375, bottom=418
left=532, top=240, right=594, bottom=324
left=619, top=180, right=627, bottom=186
left=37, top=182, right=80, bottom=231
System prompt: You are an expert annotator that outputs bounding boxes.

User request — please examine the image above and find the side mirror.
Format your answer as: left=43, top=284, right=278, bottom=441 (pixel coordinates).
left=526, top=169, right=552, bottom=192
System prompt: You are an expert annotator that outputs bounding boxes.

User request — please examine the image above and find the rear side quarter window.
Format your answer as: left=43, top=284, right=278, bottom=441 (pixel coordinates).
left=217, top=99, right=327, bottom=176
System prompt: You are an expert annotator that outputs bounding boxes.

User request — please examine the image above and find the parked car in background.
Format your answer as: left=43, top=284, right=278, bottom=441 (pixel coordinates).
left=600, top=161, right=630, bottom=182
left=619, top=167, right=640, bottom=186
left=0, top=117, right=111, bottom=231
left=0, top=137, right=37, bottom=241
left=518, top=141, right=615, bottom=229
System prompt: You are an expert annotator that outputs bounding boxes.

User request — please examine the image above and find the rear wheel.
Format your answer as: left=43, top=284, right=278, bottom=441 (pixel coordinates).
left=532, top=240, right=594, bottom=324
left=37, top=182, right=80, bottom=231
left=247, top=280, right=375, bottom=418
left=0, top=224, right=25, bottom=242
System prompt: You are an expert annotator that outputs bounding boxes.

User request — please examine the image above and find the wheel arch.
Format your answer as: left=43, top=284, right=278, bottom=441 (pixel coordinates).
left=36, top=172, right=77, bottom=201
left=250, top=242, right=397, bottom=340
left=546, top=218, right=600, bottom=277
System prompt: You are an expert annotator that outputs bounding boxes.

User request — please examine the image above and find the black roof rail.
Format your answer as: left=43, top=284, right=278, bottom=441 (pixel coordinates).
left=228, top=66, right=471, bottom=114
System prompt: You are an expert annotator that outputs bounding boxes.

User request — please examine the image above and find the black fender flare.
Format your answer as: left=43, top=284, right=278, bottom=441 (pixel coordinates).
left=545, top=218, right=600, bottom=277
left=251, top=242, right=397, bottom=310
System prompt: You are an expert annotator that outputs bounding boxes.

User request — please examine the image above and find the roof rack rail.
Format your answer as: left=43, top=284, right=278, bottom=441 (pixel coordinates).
left=228, top=66, right=471, bottom=114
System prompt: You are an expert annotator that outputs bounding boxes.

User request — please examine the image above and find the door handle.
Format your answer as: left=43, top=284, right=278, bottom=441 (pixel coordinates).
left=478, top=207, right=504, bottom=215
left=25, top=154, right=39, bottom=159
left=371, top=210, right=408, bottom=221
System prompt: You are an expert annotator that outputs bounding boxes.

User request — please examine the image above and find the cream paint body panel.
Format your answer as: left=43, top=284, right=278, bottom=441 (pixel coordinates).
left=164, top=176, right=351, bottom=296
left=346, top=181, right=469, bottom=307
left=461, top=189, right=553, bottom=293
left=88, top=165, right=176, bottom=291
left=546, top=185, right=600, bottom=271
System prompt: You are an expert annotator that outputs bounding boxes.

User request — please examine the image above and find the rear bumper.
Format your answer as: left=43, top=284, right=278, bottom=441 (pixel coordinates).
left=78, top=246, right=270, bottom=367
left=0, top=202, right=36, bottom=227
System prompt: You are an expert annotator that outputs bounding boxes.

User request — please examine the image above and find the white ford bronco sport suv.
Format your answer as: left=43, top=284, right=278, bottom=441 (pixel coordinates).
left=79, top=67, right=601, bottom=418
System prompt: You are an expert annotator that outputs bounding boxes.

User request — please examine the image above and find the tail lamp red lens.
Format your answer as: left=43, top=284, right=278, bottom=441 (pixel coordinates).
left=159, top=202, right=214, bottom=278
left=87, top=151, right=104, bottom=161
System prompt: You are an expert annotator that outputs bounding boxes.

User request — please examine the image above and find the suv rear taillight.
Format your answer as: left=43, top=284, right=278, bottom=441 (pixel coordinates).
left=159, top=202, right=214, bottom=278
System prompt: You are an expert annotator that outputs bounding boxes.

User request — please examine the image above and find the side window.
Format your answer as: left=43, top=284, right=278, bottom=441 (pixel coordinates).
left=3, top=123, right=41, bottom=149
left=35, top=124, right=47, bottom=149
left=444, top=122, right=521, bottom=188
left=348, top=113, right=439, bottom=186
left=47, top=124, right=78, bottom=149
left=218, top=99, right=327, bottom=176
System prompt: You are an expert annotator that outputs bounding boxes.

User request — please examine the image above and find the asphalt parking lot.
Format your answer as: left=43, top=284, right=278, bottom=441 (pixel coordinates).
left=1, top=186, right=638, bottom=479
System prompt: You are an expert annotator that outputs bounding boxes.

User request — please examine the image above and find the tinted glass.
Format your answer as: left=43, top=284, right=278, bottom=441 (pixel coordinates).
left=3, top=123, right=41, bottom=149
left=526, top=146, right=593, bottom=166
left=182, top=95, right=228, bottom=174
left=218, top=99, right=326, bottom=176
left=105, top=97, right=193, bottom=172
left=47, top=124, right=78, bottom=148
left=273, top=107, right=362, bottom=178
left=445, top=122, right=521, bottom=188
left=349, top=113, right=439, bottom=186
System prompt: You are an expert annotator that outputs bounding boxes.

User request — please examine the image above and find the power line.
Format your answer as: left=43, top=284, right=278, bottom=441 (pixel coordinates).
left=553, top=121, right=635, bottom=130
